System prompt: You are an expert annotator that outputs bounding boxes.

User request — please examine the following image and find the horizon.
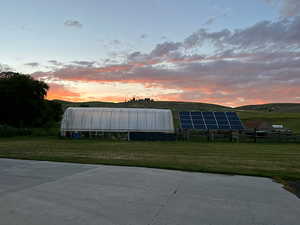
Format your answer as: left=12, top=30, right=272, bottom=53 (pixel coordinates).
left=1, top=0, right=300, bottom=107
left=51, top=98, right=300, bottom=108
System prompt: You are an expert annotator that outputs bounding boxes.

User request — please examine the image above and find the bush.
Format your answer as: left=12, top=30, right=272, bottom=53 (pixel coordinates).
left=0, top=125, right=61, bottom=137
left=0, top=125, right=32, bottom=137
left=30, top=127, right=60, bottom=137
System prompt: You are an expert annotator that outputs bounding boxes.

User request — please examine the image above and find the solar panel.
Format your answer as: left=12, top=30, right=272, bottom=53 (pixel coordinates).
left=192, top=116, right=204, bottom=120
left=194, top=124, right=207, bottom=129
left=181, top=120, right=192, bottom=124
left=206, top=124, right=219, bottom=129
left=226, top=112, right=239, bottom=119
left=181, top=124, right=193, bottom=129
left=179, top=111, right=244, bottom=130
left=226, top=112, right=237, bottom=116
left=217, top=121, right=230, bottom=125
left=180, top=116, right=191, bottom=120
left=229, top=121, right=242, bottom=125
left=214, top=112, right=226, bottom=117
left=180, top=112, right=190, bottom=116
left=202, top=112, right=214, bottom=118
left=219, top=125, right=231, bottom=130
left=205, top=120, right=217, bottom=125
left=192, top=119, right=205, bottom=124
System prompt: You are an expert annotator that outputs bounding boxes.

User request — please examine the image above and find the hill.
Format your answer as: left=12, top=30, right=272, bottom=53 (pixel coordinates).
left=54, top=100, right=300, bottom=113
left=236, top=103, right=300, bottom=113
left=53, top=100, right=300, bottom=132
left=53, top=100, right=231, bottom=112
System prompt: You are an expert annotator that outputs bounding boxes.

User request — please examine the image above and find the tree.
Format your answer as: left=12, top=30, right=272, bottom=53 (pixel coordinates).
left=0, top=72, right=62, bottom=127
left=42, top=100, right=63, bottom=126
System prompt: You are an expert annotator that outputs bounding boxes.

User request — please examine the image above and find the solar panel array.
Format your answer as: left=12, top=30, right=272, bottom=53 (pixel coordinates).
left=179, top=112, right=244, bottom=130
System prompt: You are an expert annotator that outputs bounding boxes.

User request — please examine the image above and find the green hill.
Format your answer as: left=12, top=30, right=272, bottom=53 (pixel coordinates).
left=53, top=100, right=231, bottom=112
left=236, top=103, right=300, bottom=113
left=235, top=104, right=300, bottom=132
left=53, top=100, right=300, bottom=132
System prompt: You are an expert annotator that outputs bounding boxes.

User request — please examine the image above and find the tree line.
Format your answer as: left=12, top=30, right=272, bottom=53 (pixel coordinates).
left=0, top=72, right=63, bottom=128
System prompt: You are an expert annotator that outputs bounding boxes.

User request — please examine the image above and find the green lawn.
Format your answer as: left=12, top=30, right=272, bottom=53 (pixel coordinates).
left=0, top=137, right=300, bottom=180
left=237, top=111, right=300, bottom=132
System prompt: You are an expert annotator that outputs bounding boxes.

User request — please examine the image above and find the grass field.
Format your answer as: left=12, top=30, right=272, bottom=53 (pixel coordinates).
left=238, top=111, right=300, bottom=132
left=0, top=137, right=300, bottom=181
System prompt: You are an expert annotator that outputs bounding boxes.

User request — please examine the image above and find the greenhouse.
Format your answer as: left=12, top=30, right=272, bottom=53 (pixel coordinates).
left=61, top=107, right=175, bottom=138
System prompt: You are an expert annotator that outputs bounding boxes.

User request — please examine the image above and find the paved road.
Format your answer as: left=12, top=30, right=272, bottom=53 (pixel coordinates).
left=0, top=158, right=299, bottom=225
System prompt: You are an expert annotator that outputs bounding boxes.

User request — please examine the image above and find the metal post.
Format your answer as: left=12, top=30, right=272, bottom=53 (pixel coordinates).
left=211, top=131, right=214, bottom=142
left=207, top=129, right=210, bottom=142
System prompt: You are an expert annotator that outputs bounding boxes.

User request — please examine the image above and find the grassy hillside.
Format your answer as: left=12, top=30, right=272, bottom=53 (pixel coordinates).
left=237, top=111, right=300, bottom=132
left=236, top=104, right=300, bottom=132
left=236, top=103, right=300, bottom=113
left=54, top=100, right=231, bottom=112
left=54, top=100, right=300, bottom=132
left=55, top=100, right=300, bottom=113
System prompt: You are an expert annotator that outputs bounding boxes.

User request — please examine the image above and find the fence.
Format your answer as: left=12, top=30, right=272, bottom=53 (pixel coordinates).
left=177, top=129, right=300, bottom=143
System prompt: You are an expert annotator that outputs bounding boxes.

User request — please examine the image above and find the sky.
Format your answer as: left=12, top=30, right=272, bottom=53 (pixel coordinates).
left=1, top=0, right=300, bottom=107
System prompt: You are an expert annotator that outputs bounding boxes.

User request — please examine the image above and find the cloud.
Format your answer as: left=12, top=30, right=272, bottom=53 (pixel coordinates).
left=32, top=16, right=300, bottom=106
left=264, top=0, right=300, bottom=17
left=20, top=25, right=32, bottom=32
left=0, top=63, right=13, bottom=72
left=183, top=16, right=300, bottom=50
left=150, top=42, right=182, bottom=57
left=264, top=0, right=276, bottom=4
left=140, top=34, right=148, bottom=39
left=47, top=60, right=97, bottom=68
left=111, top=40, right=121, bottom=45
left=183, top=29, right=231, bottom=49
left=280, top=0, right=300, bottom=17
left=24, top=62, right=39, bottom=67
left=64, top=20, right=83, bottom=28
left=48, top=60, right=63, bottom=66
left=203, top=16, right=217, bottom=26
left=71, top=61, right=96, bottom=67
left=46, top=83, right=81, bottom=101
left=32, top=50, right=300, bottom=106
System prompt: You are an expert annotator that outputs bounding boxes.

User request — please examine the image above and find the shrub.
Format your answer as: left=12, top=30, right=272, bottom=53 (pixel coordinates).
left=0, top=125, right=32, bottom=137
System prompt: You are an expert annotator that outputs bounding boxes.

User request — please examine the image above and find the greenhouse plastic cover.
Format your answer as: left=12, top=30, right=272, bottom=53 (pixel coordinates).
left=61, top=107, right=175, bottom=133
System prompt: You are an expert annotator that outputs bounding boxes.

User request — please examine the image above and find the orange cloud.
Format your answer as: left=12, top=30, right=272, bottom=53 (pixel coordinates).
left=94, top=65, right=133, bottom=73
left=46, top=83, right=82, bottom=102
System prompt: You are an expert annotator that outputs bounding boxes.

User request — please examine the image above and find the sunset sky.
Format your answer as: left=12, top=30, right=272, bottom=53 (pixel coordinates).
left=1, top=0, right=300, bottom=106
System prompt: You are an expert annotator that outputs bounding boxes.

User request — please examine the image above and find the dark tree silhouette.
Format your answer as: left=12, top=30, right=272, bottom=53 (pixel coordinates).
left=0, top=72, right=62, bottom=127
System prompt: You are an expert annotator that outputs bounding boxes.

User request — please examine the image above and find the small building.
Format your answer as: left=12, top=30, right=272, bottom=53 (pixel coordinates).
left=61, top=107, right=175, bottom=139
left=244, top=120, right=272, bottom=130
left=272, top=124, right=284, bottom=129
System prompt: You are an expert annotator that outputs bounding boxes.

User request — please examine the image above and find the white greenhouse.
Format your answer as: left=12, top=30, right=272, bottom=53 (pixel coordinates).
left=61, top=107, right=175, bottom=137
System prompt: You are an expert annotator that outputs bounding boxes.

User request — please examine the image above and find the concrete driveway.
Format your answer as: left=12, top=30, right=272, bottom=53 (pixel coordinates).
left=0, top=158, right=299, bottom=225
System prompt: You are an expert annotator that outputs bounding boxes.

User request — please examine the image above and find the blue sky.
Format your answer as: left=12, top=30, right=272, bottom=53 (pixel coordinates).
left=1, top=0, right=300, bottom=106
left=0, top=0, right=278, bottom=66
